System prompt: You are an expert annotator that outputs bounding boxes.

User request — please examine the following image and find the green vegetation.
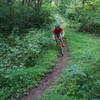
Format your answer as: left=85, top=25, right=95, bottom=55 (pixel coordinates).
left=0, top=41, right=58, bottom=100
left=0, top=0, right=54, bottom=35
left=0, top=0, right=100, bottom=100
left=0, top=29, right=52, bottom=69
left=0, top=1, right=58, bottom=100
left=59, top=0, right=100, bottom=33
left=39, top=29, right=100, bottom=100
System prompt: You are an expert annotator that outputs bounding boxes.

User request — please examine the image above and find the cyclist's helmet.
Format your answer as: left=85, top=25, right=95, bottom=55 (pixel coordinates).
left=55, top=24, right=61, bottom=28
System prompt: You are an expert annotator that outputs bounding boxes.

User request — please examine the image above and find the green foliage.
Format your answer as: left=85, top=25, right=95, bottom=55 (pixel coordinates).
left=59, top=0, right=100, bottom=34
left=0, top=70, right=9, bottom=89
left=0, top=1, right=57, bottom=99
left=39, top=29, right=100, bottom=100
left=55, top=65, right=100, bottom=99
left=0, top=47, right=58, bottom=100
left=0, top=1, right=54, bottom=34
left=0, top=13, right=58, bottom=99
left=0, top=29, right=52, bottom=69
left=0, top=1, right=100, bottom=100
left=77, top=4, right=100, bottom=33
left=58, top=0, right=71, bottom=15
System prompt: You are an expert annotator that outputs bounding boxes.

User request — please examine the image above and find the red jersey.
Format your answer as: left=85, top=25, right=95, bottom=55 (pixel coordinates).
left=53, top=27, right=63, bottom=34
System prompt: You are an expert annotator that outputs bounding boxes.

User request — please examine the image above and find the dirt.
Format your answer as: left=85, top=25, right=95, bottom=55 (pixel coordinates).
left=19, top=46, right=68, bottom=100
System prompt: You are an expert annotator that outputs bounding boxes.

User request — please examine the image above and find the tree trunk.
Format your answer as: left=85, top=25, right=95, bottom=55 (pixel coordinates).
left=22, top=0, right=25, bottom=5
left=34, top=0, right=42, bottom=14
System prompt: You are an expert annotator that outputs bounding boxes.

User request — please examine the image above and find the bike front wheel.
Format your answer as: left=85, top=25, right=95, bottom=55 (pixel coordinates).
left=59, top=47, right=64, bottom=56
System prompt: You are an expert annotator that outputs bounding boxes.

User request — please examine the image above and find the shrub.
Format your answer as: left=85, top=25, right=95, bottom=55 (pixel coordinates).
left=0, top=1, right=54, bottom=35
left=56, top=65, right=100, bottom=99
left=0, top=29, right=51, bottom=69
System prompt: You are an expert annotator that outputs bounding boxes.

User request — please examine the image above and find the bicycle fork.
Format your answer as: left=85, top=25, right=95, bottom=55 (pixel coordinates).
left=56, top=40, right=64, bottom=56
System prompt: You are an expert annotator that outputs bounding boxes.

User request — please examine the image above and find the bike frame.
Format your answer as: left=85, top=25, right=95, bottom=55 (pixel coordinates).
left=56, top=39, right=64, bottom=56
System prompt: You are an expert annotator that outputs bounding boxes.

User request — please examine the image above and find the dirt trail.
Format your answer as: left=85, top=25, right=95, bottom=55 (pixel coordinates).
left=19, top=46, right=68, bottom=100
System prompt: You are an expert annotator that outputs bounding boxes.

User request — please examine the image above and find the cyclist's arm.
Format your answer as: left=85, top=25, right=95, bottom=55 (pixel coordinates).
left=60, top=30, right=64, bottom=38
left=60, top=28, right=64, bottom=34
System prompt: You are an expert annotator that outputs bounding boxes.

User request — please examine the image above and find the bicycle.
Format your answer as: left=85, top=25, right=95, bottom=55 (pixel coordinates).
left=56, top=39, right=64, bottom=56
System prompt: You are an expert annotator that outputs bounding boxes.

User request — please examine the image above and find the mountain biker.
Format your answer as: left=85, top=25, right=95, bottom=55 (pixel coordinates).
left=52, top=24, right=65, bottom=47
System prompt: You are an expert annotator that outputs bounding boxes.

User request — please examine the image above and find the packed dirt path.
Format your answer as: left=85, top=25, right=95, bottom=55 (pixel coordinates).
left=19, top=45, right=68, bottom=100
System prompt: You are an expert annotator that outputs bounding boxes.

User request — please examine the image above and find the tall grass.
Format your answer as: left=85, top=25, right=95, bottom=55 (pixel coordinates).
left=40, top=29, right=100, bottom=100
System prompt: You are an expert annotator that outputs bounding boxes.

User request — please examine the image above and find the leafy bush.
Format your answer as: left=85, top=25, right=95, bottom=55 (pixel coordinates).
left=0, top=29, right=51, bottom=69
left=0, top=49, right=58, bottom=100
left=0, top=70, right=10, bottom=89
left=62, top=0, right=100, bottom=34
left=79, top=22, right=100, bottom=33
left=76, top=0, right=100, bottom=34
left=56, top=65, right=100, bottom=99
left=0, top=1, right=54, bottom=35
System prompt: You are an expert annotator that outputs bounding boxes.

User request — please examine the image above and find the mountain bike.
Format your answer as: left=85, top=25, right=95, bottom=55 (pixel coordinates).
left=56, top=39, right=64, bottom=56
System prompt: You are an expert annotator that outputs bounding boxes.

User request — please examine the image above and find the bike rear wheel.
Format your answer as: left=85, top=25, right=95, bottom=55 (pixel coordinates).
left=56, top=40, right=64, bottom=56
left=59, top=47, right=64, bottom=56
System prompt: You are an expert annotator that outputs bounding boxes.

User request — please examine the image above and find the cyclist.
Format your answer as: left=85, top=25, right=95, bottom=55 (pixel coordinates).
left=52, top=24, right=65, bottom=47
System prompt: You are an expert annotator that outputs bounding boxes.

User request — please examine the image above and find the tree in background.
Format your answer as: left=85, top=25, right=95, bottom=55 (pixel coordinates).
left=0, top=0, right=54, bottom=35
left=57, top=0, right=100, bottom=33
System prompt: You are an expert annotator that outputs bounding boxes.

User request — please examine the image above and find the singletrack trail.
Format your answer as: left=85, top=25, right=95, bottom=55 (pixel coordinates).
left=19, top=45, right=68, bottom=100
left=19, top=14, right=68, bottom=100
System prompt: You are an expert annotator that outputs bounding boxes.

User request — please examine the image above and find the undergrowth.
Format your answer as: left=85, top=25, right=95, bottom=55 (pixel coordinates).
left=0, top=27, right=58, bottom=100
left=39, top=28, right=100, bottom=100
left=0, top=48, right=58, bottom=100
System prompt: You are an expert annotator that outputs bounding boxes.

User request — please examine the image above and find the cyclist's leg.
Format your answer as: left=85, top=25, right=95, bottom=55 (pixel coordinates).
left=58, top=39, right=64, bottom=56
left=54, top=34, right=60, bottom=47
left=56, top=39, right=64, bottom=56
left=56, top=40, right=61, bottom=47
left=59, top=38, right=65, bottom=47
left=59, top=33, right=65, bottom=47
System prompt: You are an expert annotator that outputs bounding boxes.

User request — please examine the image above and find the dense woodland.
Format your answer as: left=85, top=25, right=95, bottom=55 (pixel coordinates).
left=0, top=0, right=100, bottom=100
left=0, top=0, right=100, bottom=34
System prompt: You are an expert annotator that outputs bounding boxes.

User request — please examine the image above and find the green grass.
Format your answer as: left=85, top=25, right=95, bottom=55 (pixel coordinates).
left=39, top=29, right=100, bottom=100
left=0, top=47, right=58, bottom=100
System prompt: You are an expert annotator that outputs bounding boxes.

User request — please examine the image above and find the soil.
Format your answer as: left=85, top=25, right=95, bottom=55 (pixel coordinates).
left=19, top=46, right=68, bottom=100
